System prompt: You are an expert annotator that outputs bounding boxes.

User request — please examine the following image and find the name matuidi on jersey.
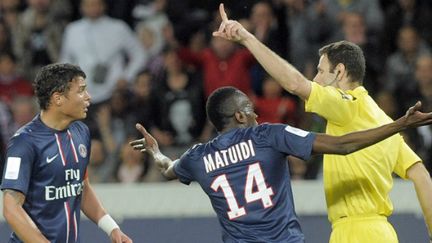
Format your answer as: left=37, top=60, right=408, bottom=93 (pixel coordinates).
left=204, top=139, right=256, bottom=173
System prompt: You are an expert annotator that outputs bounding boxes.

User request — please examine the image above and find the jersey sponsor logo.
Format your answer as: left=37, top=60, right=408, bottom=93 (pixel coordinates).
left=78, top=144, right=87, bottom=158
left=46, top=154, right=59, bottom=163
left=45, top=169, right=83, bottom=201
left=4, top=157, right=21, bottom=180
left=284, top=126, right=309, bottom=137
left=45, top=181, right=84, bottom=201
left=203, top=140, right=256, bottom=173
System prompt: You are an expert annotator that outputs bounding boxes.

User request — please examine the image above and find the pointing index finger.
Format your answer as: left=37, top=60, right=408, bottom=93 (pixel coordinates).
left=219, top=3, right=228, bottom=22
left=135, top=123, right=148, bottom=136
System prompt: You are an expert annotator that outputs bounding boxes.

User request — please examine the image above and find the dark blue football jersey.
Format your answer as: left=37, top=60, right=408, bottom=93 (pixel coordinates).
left=174, top=123, right=316, bottom=243
left=1, top=115, right=91, bottom=243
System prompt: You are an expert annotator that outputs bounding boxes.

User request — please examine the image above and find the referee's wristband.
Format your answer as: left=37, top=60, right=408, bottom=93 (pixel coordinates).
left=98, top=214, right=119, bottom=235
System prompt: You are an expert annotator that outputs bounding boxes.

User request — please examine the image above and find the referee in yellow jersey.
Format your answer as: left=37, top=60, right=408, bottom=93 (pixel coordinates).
left=213, top=3, right=432, bottom=243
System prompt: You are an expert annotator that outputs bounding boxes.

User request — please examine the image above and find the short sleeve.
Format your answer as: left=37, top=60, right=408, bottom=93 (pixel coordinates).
left=173, top=152, right=195, bottom=185
left=258, top=124, right=316, bottom=161
left=305, top=82, right=356, bottom=126
left=1, top=133, right=36, bottom=195
left=393, top=138, right=422, bottom=179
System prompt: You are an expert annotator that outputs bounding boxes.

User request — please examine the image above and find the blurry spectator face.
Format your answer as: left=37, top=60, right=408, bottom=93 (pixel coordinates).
left=286, top=0, right=305, bottom=11
left=0, top=0, right=20, bottom=10
left=0, top=53, right=15, bottom=76
left=120, top=141, right=142, bottom=166
left=263, top=78, right=282, bottom=98
left=211, top=37, right=236, bottom=60
left=399, top=0, right=415, bottom=10
left=416, top=56, right=432, bottom=97
left=110, top=91, right=127, bottom=115
left=163, top=50, right=182, bottom=72
left=397, top=27, right=419, bottom=54
left=89, top=139, right=105, bottom=166
left=12, top=97, right=38, bottom=126
left=81, top=0, right=105, bottom=19
left=27, top=0, right=50, bottom=12
left=167, top=72, right=188, bottom=92
left=251, top=2, right=273, bottom=27
left=343, top=13, right=366, bottom=44
left=137, top=25, right=155, bottom=50
left=133, top=73, right=151, bottom=98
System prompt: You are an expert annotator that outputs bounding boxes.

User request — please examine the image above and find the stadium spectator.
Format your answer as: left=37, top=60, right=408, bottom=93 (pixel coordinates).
left=0, top=52, right=33, bottom=105
left=13, top=0, right=68, bottom=81
left=60, top=0, right=146, bottom=105
left=385, top=26, right=430, bottom=115
left=382, top=0, right=432, bottom=56
left=253, top=76, right=297, bottom=125
left=178, top=34, right=255, bottom=98
left=87, top=138, right=116, bottom=183
left=213, top=5, right=432, bottom=242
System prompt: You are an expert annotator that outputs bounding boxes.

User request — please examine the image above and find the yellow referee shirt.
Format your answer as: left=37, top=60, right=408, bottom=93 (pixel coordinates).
left=305, top=82, right=421, bottom=224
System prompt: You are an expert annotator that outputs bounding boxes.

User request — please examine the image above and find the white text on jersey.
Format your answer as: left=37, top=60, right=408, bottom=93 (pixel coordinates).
left=204, top=140, right=256, bottom=173
left=45, top=169, right=83, bottom=201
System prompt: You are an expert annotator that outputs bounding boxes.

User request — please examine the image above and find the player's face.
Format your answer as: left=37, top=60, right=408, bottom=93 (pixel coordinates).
left=61, top=76, right=91, bottom=120
left=313, top=54, right=338, bottom=87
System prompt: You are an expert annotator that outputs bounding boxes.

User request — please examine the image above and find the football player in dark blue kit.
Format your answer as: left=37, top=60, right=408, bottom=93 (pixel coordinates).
left=1, top=63, right=132, bottom=243
left=131, top=86, right=432, bottom=243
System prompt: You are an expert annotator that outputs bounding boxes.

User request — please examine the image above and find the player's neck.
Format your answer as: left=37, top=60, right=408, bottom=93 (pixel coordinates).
left=40, top=110, right=73, bottom=131
left=337, top=79, right=361, bottom=91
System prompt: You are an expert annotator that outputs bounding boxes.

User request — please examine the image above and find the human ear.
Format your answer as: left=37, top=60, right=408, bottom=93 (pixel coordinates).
left=234, top=111, right=247, bottom=124
left=52, top=92, right=63, bottom=106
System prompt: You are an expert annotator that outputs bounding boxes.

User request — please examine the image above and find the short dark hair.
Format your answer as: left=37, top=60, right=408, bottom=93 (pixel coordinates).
left=33, top=63, right=86, bottom=110
left=319, top=41, right=366, bottom=83
left=206, top=87, right=243, bottom=132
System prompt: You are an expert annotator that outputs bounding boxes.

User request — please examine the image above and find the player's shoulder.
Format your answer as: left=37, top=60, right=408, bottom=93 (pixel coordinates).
left=251, top=123, right=286, bottom=134
left=182, top=143, right=205, bottom=159
left=69, top=121, right=90, bottom=134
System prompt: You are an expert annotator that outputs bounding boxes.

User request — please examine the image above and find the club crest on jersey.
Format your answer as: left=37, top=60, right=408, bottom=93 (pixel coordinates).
left=78, top=144, right=87, bottom=158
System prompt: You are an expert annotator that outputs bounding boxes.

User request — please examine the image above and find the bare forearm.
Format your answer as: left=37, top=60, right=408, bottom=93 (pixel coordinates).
left=3, top=190, right=49, bottom=243
left=154, top=152, right=177, bottom=180
left=408, top=163, right=432, bottom=237
left=241, top=33, right=310, bottom=99
left=314, top=119, right=405, bottom=155
left=81, top=179, right=107, bottom=223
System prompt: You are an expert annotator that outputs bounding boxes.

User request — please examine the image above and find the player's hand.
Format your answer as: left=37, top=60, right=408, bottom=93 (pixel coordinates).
left=401, top=101, right=432, bottom=128
left=110, top=228, right=132, bottom=243
left=212, top=3, right=253, bottom=42
left=130, top=123, right=160, bottom=156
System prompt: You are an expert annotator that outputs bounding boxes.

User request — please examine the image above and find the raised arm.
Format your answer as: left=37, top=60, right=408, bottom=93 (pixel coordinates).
left=2, top=189, right=50, bottom=243
left=212, top=3, right=312, bottom=100
left=312, top=102, right=432, bottom=155
left=130, top=124, right=177, bottom=180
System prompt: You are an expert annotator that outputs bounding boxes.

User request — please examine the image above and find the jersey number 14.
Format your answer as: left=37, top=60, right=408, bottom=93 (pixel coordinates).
left=211, top=162, right=274, bottom=220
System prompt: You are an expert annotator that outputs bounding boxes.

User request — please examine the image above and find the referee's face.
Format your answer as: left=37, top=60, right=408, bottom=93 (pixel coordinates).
left=313, top=55, right=338, bottom=87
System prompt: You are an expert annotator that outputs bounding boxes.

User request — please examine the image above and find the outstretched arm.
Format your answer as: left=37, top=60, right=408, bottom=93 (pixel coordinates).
left=406, top=162, right=432, bottom=242
left=213, top=3, right=312, bottom=100
left=130, top=124, right=177, bottom=180
left=312, top=102, right=432, bottom=155
left=2, top=190, right=49, bottom=242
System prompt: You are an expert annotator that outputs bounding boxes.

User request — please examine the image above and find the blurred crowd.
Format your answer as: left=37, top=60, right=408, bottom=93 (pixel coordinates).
left=0, top=0, right=432, bottom=183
